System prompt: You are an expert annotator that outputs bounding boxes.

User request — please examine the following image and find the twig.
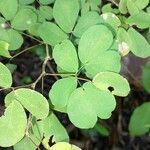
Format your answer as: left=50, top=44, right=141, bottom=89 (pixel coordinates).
left=21, top=32, right=43, bottom=43
left=108, top=0, right=119, bottom=6
left=10, top=43, right=43, bottom=60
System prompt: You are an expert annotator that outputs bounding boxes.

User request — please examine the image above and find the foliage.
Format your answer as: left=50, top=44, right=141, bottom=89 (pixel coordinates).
left=0, top=0, right=150, bottom=149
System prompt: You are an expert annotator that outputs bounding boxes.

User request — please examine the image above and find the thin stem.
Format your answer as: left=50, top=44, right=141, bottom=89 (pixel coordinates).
left=31, top=73, right=45, bottom=89
left=47, top=62, right=59, bottom=80
left=77, top=77, right=90, bottom=82
left=45, top=44, right=50, bottom=58
left=10, top=43, right=43, bottom=60
left=45, top=73, right=76, bottom=77
left=45, top=73, right=90, bottom=82
left=108, top=0, right=119, bottom=6
left=28, top=135, right=41, bottom=150
left=25, top=114, right=33, bottom=135
left=21, top=32, right=43, bottom=43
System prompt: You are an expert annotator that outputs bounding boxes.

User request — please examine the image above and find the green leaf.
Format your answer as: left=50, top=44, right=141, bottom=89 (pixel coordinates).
left=53, top=0, right=79, bottom=33
left=50, top=142, right=81, bottom=150
left=19, top=0, right=34, bottom=5
left=0, top=40, right=10, bottom=58
left=14, top=119, right=43, bottom=150
left=42, top=113, right=69, bottom=142
left=117, top=27, right=131, bottom=56
left=131, top=0, right=149, bottom=10
left=81, top=2, right=90, bottom=15
left=78, top=25, right=113, bottom=65
left=84, top=50, right=121, bottom=78
left=39, top=0, right=55, bottom=5
left=128, top=27, right=150, bottom=58
left=88, top=0, right=101, bottom=12
left=94, top=123, right=109, bottom=136
left=28, top=23, right=41, bottom=37
left=14, top=135, right=40, bottom=150
left=142, top=61, right=150, bottom=92
left=38, top=22, right=68, bottom=46
left=129, top=102, right=150, bottom=136
left=53, top=40, right=79, bottom=72
left=0, top=63, right=12, bottom=88
left=73, top=11, right=103, bottom=38
left=7, top=29, right=24, bottom=50
left=38, top=6, right=53, bottom=21
left=0, top=17, right=6, bottom=29
left=93, top=72, right=130, bottom=97
left=5, top=88, right=49, bottom=119
left=30, top=45, right=46, bottom=61
left=126, top=0, right=139, bottom=15
left=11, top=8, right=37, bottom=30
left=6, top=63, right=17, bottom=73
left=126, top=11, right=150, bottom=29
left=102, top=4, right=119, bottom=14
left=0, top=29, right=23, bottom=50
left=101, top=13, right=121, bottom=31
left=119, top=0, right=128, bottom=14
left=0, top=0, right=18, bottom=20
left=0, top=100, right=27, bottom=147
left=67, top=82, right=116, bottom=128
left=49, top=77, right=77, bottom=109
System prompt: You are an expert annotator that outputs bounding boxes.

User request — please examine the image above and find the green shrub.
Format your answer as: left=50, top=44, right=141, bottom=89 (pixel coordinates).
left=0, top=0, right=150, bottom=149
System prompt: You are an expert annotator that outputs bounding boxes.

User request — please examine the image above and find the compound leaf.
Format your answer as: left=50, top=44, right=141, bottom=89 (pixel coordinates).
left=67, top=82, right=116, bottom=128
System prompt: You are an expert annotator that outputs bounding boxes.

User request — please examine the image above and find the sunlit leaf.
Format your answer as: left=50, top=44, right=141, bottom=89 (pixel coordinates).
left=53, top=0, right=79, bottom=33
left=0, top=100, right=27, bottom=147
left=93, top=72, right=130, bottom=97
left=0, top=63, right=12, bottom=88
left=5, top=88, right=49, bottom=119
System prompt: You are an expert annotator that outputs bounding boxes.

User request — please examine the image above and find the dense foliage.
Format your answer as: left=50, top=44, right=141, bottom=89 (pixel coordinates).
left=0, top=0, right=150, bottom=149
